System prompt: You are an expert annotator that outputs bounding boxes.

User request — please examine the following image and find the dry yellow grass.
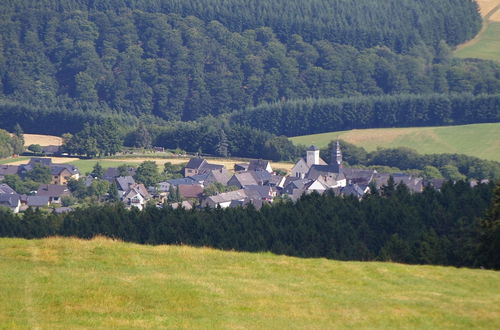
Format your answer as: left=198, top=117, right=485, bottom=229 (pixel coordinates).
left=7, top=157, right=75, bottom=166
left=476, top=0, right=500, bottom=17
left=23, top=134, right=62, bottom=147
left=95, top=157, right=294, bottom=172
left=490, top=5, right=500, bottom=21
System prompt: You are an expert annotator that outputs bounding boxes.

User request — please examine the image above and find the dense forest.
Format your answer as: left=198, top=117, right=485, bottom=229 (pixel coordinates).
left=0, top=181, right=498, bottom=269
left=230, top=93, right=500, bottom=136
left=1, top=0, right=481, bottom=51
left=0, top=0, right=497, bottom=127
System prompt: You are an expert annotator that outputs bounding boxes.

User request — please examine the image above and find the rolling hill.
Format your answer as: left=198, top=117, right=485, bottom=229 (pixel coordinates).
left=455, top=0, right=500, bottom=62
left=0, top=237, right=499, bottom=328
left=289, top=123, right=500, bottom=162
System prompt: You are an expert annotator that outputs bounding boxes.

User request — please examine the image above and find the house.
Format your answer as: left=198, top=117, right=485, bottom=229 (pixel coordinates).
left=0, top=165, right=19, bottom=180
left=103, top=167, right=136, bottom=182
left=244, top=185, right=277, bottom=201
left=28, top=157, right=52, bottom=167
left=373, top=173, right=424, bottom=193
left=204, top=168, right=232, bottom=186
left=54, top=207, right=74, bottom=214
left=291, top=145, right=328, bottom=178
left=227, top=172, right=259, bottom=188
left=341, top=183, right=370, bottom=200
left=26, top=196, right=50, bottom=208
left=202, top=189, right=249, bottom=208
left=115, top=176, right=136, bottom=194
left=342, top=168, right=377, bottom=185
left=122, top=183, right=150, bottom=210
left=167, top=177, right=198, bottom=187
left=234, top=163, right=249, bottom=172
left=41, top=145, right=60, bottom=156
left=0, top=194, right=20, bottom=213
left=36, top=184, right=71, bottom=203
left=178, top=184, right=204, bottom=200
left=183, top=157, right=224, bottom=177
left=424, top=178, right=446, bottom=191
left=248, top=159, right=273, bottom=173
left=0, top=183, right=16, bottom=195
left=50, top=165, right=80, bottom=185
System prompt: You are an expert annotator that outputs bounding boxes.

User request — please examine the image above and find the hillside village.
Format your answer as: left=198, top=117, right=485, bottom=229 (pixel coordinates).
left=0, top=143, right=439, bottom=214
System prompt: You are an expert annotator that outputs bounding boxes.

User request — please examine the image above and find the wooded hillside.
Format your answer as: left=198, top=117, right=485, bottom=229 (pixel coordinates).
left=0, top=0, right=495, bottom=125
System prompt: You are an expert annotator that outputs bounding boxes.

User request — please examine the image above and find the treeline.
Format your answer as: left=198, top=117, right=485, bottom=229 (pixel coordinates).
left=0, top=7, right=497, bottom=121
left=0, top=181, right=498, bottom=269
left=331, top=142, right=500, bottom=180
left=0, top=125, right=23, bottom=158
left=0, top=101, right=137, bottom=136
left=1, top=0, right=481, bottom=51
left=230, top=93, right=500, bottom=137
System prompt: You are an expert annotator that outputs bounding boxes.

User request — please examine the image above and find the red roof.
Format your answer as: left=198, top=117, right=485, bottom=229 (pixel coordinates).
left=178, top=184, right=204, bottom=199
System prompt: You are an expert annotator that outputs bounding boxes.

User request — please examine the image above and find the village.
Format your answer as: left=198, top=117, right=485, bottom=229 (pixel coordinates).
left=0, top=142, right=435, bottom=213
left=0, top=142, right=434, bottom=214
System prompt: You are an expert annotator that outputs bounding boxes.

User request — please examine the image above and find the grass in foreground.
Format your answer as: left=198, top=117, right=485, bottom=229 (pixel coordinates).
left=290, top=123, right=500, bottom=161
left=0, top=237, right=499, bottom=328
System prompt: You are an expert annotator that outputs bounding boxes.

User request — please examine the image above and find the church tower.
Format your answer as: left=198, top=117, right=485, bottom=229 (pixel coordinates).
left=331, top=140, right=343, bottom=173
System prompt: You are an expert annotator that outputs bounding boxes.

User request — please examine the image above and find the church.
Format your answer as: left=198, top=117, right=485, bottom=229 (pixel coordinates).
left=291, top=142, right=347, bottom=189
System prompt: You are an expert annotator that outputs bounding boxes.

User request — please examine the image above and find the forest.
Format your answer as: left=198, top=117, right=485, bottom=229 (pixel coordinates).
left=0, top=0, right=497, bottom=129
left=0, top=180, right=498, bottom=269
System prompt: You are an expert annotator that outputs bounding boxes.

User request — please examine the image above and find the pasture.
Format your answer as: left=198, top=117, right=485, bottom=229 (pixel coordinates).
left=289, top=123, right=500, bottom=161
left=455, top=0, right=500, bottom=61
left=0, top=237, right=498, bottom=328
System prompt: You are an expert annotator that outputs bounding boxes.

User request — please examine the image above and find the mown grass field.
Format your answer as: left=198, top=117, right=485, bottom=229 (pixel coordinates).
left=290, top=123, right=500, bottom=161
left=455, top=0, right=500, bottom=62
left=68, top=157, right=293, bottom=175
left=0, top=237, right=498, bottom=328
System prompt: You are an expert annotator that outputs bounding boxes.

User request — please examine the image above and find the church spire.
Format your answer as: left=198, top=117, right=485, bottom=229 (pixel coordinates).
left=331, top=139, right=343, bottom=172
left=335, top=140, right=342, bottom=165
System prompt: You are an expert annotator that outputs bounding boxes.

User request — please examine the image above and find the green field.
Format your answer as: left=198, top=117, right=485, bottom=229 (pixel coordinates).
left=455, top=22, right=500, bottom=62
left=0, top=237, right=499, bottom=328
left=290, top=123, right=500, bottom=161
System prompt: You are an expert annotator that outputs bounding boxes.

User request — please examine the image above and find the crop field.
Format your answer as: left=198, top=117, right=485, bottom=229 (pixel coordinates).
left=0, top=237, right=498, bottom=328
left=69, top=157, right=294, bottom=175
left=455, top=0, right=500, bottom=61
left=289, top=123, right=500, bottom=161
left=23, top=134, right=62, bottom=147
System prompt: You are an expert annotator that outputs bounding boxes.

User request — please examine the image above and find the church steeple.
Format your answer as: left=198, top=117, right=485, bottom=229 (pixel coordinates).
left=331, top=139, right=343, bottom=173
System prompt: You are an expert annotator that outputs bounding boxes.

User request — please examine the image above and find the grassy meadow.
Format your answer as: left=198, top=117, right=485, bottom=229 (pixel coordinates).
left=0, top=237, right=498, bottom=328
left=290, top=123, right=500, bottom=161
left=455, top=0, right=500, bottom=62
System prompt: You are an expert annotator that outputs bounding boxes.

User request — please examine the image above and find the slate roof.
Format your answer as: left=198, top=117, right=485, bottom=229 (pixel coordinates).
left=0, top=183, right=16, bottom=194
left=228, top=172, right=259, bottom=188
left=36, top=184, right=71, bottom=198
left=206, top=189, right=248, bottom=204
left=248, top=159, right=271, bottom=172
left=27, top=196, right=50, bottom=207
left=234, top=163, right=249, bottom=172
left=185, top=157, right=207, bottom=170
left=28, top=158, right=52, bottom=167
left=0, top=193, right=20, bottom=207
left=167, top=177, right=197, bottom=186
left=104, top=167, right=136, bottom=181
left=42, top=145, right=60, bottom=154
left=0, top=165, right=19, bottom=176
left=206, top=168, right=232, bottom=185
left=342, top=168, right=376, bottom=184
left=307, top=145, right=319, bottom=151
left=307, top=165, right=346, bottom=182
left=115, top=176, right=136, bottom=191
left=341, top=184, right=366, bottom=198
left=244, top=185, right=275, bottom=199
left=50, top=164, right=79, bottom=176
left=54, top=207, right=74, bottom=214
left=373, top=173, right=423, bottom=193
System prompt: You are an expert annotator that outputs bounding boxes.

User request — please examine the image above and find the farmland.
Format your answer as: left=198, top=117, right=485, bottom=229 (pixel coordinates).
left=455, top=0, right=500, bottom=61
left=289, top=123, right=500, bottom=161
left=0, top=237, right=498, bottom=328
